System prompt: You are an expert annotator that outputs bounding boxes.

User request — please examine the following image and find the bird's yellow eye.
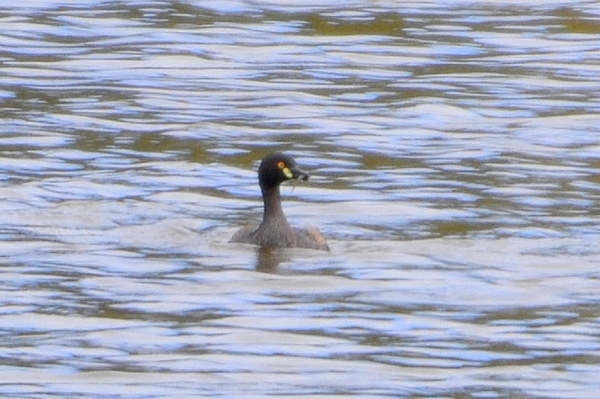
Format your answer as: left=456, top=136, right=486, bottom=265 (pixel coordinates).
left=277, top=161, right=285, bottom=169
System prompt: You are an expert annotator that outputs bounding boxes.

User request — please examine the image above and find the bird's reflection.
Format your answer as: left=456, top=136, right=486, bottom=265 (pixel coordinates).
left=255, top=247, right=292, bottom=272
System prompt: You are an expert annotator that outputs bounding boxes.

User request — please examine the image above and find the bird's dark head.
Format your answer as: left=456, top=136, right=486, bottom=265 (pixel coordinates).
left=258, top=152, right=309, bottom=190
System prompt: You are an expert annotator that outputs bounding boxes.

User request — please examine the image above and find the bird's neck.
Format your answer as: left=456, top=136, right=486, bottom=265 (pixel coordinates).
left=261, top=185, right=290, bottom=226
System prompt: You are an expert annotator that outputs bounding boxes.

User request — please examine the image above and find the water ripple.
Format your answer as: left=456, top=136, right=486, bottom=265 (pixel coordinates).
left=2, top=1, right=600, bottom=398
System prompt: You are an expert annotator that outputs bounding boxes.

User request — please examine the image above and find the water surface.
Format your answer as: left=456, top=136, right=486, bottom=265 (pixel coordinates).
left=1, top=1, right=600, bottom=398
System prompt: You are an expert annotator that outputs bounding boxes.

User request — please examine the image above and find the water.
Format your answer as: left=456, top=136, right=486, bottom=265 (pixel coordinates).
left=1, top=1, right=600, bottom=398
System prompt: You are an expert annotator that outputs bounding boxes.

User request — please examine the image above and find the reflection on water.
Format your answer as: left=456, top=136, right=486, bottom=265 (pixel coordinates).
left=1, top=0, right=600, bottom=397
left=255, top=248, right=291, bottom=273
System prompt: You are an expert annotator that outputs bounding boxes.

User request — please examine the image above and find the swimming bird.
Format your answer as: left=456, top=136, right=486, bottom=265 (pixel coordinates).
left=230, top=152, right=329, bottom=251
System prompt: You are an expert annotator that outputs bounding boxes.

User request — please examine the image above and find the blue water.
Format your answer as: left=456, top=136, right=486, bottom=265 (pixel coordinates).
left=1, top=1, right=599, bottom=398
